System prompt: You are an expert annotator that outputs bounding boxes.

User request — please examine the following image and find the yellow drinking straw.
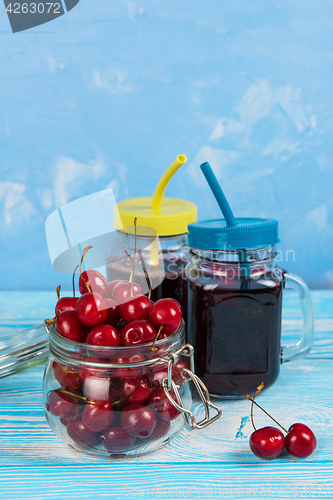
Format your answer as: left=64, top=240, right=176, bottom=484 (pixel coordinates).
left=149, top=155, right=187, bottom=267
left=114, top=154, right=197, bottom=236
left=152, top=155, right=187, bottom=212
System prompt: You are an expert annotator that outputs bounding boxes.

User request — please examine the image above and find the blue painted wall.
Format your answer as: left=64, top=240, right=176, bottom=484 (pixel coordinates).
left=0, top=0, right=332, bottom=290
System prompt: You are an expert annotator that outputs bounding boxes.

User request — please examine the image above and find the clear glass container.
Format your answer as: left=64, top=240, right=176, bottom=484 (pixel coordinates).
left=186, top=245, right=314, bottom=399
left=43, top=321, right=193, bottom=458
left=106, top=232, right=190, bottom=307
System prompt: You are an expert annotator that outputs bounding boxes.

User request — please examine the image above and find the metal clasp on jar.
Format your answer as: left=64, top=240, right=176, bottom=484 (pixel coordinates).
left=161, top=343, right=222, bottom=430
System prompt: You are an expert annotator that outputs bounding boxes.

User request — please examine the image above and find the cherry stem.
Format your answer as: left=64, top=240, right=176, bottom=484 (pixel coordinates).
left=79, top=246, right=93, bottom=292
left=130, top=217, right=138, bottom=297
left=245, top=395, right=288, bottom=434
left=142, top=267, right=152, bottom=300
left=81, top=274, right=91, bottom=293
left=125, top=260, right=152, bottom=300
left=56, top=285, right=61, bottom=301
left=55, top=389, right=88, bottom=403
left=150, top=325, right=164, bottom=352
left=45, top=317, right=56, bottom=328
left=138, top=249, right=152, bottom=299
left=250, top=381, right=263, bottom=431
left=72, top=265, right=79, bottom=298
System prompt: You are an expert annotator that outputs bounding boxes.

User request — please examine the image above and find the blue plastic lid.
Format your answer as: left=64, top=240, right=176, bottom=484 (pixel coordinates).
left=188, top=217, right=279, bottom=250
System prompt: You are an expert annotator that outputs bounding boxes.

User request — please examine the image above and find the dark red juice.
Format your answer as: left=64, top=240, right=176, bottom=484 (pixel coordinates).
left=150, top=256, right=188, bottom=307
left=187, top=273, right=283, bottom=397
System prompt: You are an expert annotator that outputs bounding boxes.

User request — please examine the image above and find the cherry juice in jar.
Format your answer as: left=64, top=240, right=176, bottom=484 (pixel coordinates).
left=187, top=264, right=283, bottom=398
left=186, top=162, right=313, bottom=398
left=186, top=213, right=283, bottom=399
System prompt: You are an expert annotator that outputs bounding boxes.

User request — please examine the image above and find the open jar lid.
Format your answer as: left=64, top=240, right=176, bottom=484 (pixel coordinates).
left=0, top=322, right=49, bottom=379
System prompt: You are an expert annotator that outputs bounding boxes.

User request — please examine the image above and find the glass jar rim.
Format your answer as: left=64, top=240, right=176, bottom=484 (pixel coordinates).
left=48, top=320, right=185, bottom=368
left=115, top=231, right=188, bottom=240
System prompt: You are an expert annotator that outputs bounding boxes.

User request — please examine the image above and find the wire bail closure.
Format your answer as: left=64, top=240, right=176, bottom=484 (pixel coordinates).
left=162, top=343, right=222, bottom=430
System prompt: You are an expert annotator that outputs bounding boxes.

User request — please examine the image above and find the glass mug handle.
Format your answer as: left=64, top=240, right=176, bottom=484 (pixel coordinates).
left=281, top=271, right=314, bottom=363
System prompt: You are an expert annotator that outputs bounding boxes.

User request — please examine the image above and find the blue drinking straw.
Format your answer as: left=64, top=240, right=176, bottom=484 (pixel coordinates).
left=200, top=161, right=251, bottom=282
left=200, top=162, right=237, bottom=227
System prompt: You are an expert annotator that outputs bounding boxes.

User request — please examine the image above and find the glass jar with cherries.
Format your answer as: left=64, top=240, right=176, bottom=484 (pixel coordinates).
left=43, top=254, right=221, bottom=458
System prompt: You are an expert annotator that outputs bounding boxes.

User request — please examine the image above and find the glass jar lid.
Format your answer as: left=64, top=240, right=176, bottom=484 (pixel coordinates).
left=114, top=197, right=197, bottom=237
left=0, top=322, right=49, bottom=378
left=188, top=217, right=279, bottom=250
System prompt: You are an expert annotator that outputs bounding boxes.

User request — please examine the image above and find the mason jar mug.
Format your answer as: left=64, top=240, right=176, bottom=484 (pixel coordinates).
left=186, top=219, right=314, bottom=399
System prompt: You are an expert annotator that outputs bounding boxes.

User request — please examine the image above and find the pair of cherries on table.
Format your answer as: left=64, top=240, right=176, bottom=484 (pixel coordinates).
left=246, top=384, right=317, bottom=460
left=50, top=268, right=185, bottom=454
left=55, top=269, right=182, bottom=348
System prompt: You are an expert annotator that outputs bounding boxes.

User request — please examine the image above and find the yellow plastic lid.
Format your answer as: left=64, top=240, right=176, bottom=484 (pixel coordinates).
left=114, top=155, right=197, bottom=236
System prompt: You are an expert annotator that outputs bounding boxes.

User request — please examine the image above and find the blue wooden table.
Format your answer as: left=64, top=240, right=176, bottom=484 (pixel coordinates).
left=0, top=291, right=332, bottom=500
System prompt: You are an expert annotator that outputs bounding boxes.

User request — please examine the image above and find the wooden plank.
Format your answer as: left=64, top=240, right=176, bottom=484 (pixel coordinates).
left=0, top=464, right=332, bottom=500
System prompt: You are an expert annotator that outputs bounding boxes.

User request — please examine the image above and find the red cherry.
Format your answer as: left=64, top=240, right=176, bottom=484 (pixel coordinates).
left=121, top=320, right=157, bottom=346
left=82, top=400, right=115, bottom=432
left=156, top=331, right=171, bottom=340
left=104, top=298, right=120, bottom=327
left=150, top=359, right=187, bottom=389
left=149, top=298, right=182, bottom=336
left=46, top=389, right=80, bottom=417
left=102, top=425, right=136, bottom=452
left=55, top=296, right=79, bottom=315
left=149, top=387, right=180, bottom=422
left=108, top=280, right=127, bottom=296
left=56, top=310, right=87, bottom=343
left=150, top=365, right=168, bottom=389
left=119, top=295, right=154, bottom=323
left=121, top=403, right=156, bottom=439
left=148, top=419, right=170, bottom=441
left=111, top=353, right=146, bottom=380
left=67, top=417, right=101, bottom=449
left=118, top=376, right=152, bottom=404
left=76, top=292, right=107, bottom=327
left=78, top=359, right=109, bottom=382
left=53, top=361, right=83, bottom=394
left=249, top=426, right=285, bottom=460
left=173, top=359, right=188, bottom=385
left=79, top=270, right=110, bottom=297
left=86, top=324, right=121, bottom=348
left=285, top=423, right=316, bottom=458
left=112, top=281, right=142, bottom=304
left=60, top=414, right=74, bottom=427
